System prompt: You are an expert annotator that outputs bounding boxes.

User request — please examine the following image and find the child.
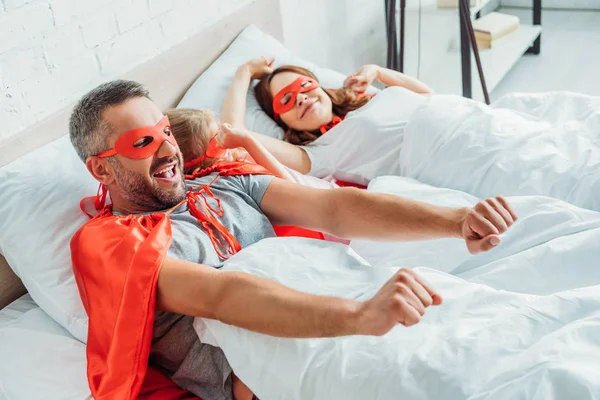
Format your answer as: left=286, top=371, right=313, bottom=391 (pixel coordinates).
left=165, top=108, right=348, bottom=244
left=166, top=108, right=339, bottom=188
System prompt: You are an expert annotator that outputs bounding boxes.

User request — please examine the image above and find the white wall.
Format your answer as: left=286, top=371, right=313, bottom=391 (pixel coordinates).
left=2, top=0, right=502, bottom=144
left=280, top=0, right=387, bottom=75
left=0, top=0, right=252, bottom=142
left=280, top=0, right=504, bottom=96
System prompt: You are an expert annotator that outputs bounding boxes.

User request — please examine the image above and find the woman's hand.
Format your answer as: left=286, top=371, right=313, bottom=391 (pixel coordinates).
left=224, top=58, right=273, bottom=129
left=344, top=64, right=381, bottom=93
left=352, top=65, right=435, bottom=95
left=242, top=56, right=275, bottom=80
left=216, top=123, right=251, bottom=150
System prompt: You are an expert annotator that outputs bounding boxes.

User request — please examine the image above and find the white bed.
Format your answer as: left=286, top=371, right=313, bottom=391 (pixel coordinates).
left=1, top=0, right=600, bottom=398
left=0, top=295, right=90, bottom=400
left=398, top=90, right=600, bottom=211
left=195, top=178, right=600, bottom=400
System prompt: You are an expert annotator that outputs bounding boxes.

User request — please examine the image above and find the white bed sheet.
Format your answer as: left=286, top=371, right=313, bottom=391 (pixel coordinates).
left=400, top=91, right=600, bottom=211
left=0, top=294, right=36, bottom=325
left=3, top=171, right=600, bottom=400
left=193, top=178, right=600, bottom=400
left=0, top=295, right=90, bottom=400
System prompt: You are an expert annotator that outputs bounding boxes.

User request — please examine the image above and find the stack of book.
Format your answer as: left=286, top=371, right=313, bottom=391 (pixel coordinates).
left=437, top=0, right=486, bottom=8
left=473, top=12, right=521, bottom=49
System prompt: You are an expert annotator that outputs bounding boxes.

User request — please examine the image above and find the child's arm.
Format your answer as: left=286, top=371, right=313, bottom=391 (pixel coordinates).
left=218, top=124, right=296, bottom=182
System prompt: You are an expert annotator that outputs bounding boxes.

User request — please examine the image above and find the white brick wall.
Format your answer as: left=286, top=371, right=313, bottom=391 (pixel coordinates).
left=0, top=0, right=252, bottom=142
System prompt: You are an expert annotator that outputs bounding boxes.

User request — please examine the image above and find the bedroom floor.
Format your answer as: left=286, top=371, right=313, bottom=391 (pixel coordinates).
left=491, top=7, right=600, bottom=100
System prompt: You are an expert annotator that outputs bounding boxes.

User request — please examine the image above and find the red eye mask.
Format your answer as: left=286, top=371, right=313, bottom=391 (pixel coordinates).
left=183, top=137, right=228, bottom=168
left=272, top=75, right=320, bottom=119
left=95, top=116, right=177, bottom=159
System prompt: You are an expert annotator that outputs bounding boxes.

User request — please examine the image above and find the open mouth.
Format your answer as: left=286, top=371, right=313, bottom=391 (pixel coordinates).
left=153, top=164, right=178, bottom=181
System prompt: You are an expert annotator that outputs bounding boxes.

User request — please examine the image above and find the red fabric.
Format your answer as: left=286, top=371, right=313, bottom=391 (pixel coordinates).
left=80, top=183, right=109, bottom=218
left=272, top=75, right=320, bottom=119
left=319, top=115, right=344, bottom=135
left=191, top=162, right=326, bottom=241
left=188, top=161, right=326, bottom=242
left=186, top=181, right=242, bottom=260
left=335, top=180, right=367, bottom=190
left=139, top=368, right=199, bottom=399
left=183, top=139, right=228, bottom=169
left=71, top=209, right=198, bottom=399
left=96, top=116, right=176, bottom=159
left=317, top=92, right=375, bottom=136
left=72, top=160, right=326, bottom=399
left=273, top=226, right=325, bottom=240
left=184, top=161, right=273, bottom=180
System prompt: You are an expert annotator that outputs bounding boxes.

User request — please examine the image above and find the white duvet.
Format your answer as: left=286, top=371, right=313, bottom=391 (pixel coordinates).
left=400, top=91, right=600, bottom=211
left=193, top=176, right=600, bottom=400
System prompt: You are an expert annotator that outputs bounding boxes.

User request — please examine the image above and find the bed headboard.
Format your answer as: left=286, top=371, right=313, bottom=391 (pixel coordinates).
left=0, top=0, right=283, bottom=310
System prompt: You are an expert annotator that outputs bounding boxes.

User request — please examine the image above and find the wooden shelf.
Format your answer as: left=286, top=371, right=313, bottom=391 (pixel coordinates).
left=420, top=24, right=542, bottom=100
left=386, top=0, right=542, bottom=100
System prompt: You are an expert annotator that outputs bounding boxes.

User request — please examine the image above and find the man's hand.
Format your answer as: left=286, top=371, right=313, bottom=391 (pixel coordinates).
left=357, top=268, right=442, bottom=335
left=157, top=256, right=439, bottom=340
left=461, top=196, right=518, bottom=254
left=242, top=56, right=275, bottom=80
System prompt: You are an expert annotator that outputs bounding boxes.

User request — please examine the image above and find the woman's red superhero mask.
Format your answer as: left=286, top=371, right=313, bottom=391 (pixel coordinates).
left=272, top=75, right=320, bottom=120
left=95, top=116, right=177, bottom=159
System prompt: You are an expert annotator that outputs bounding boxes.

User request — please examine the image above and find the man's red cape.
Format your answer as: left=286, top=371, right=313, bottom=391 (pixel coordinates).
left=71, top=162, right=323, bottom=399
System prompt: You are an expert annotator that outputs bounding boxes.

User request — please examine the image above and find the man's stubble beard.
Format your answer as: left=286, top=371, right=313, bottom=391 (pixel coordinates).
left=110, top=156, right=186, bottom=211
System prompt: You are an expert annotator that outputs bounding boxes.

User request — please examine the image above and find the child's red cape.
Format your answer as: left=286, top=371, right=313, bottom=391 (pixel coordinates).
left=71, top=161, right=323, bottom=399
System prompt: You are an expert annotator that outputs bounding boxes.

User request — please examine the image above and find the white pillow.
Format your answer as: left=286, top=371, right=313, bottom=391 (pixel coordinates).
left=177, top=24, right=377, bottom=139
left=0, top=136, right=94, bottom=342
left=0, top=301, right=90, bottom=399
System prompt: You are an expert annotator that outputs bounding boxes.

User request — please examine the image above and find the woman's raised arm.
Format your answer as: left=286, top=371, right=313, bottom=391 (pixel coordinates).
left=221, top=57, right=313, bottom=175
left=221, top=56, right=274, bottom=128
left=344, top=64, right=434, bottom=95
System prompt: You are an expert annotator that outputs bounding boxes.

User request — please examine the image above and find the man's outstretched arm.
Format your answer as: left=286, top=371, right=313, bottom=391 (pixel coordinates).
left=156, top=257, right=441, bottom=337
left=260, top=179, right=517, bottom=254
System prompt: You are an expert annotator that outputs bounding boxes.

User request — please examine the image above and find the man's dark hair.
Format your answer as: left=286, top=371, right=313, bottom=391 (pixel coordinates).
left=69, top=80, right=150, bottom=162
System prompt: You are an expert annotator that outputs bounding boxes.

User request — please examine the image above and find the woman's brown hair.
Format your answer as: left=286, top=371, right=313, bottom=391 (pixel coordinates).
left=255, top=65, right=371, bottom=145
left=165, top=108, right=226, bottom=174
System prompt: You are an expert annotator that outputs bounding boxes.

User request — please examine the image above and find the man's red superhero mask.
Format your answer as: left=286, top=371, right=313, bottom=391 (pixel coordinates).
left=95, top=116, right=177, bottom=159
left=272, top=75, right=320, bottom=120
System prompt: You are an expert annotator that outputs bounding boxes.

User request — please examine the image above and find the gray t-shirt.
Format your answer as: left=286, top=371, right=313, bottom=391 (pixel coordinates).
left=149, top=172, right=275, bottom=400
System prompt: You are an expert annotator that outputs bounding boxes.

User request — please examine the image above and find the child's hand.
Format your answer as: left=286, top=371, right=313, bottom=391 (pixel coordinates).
left=216, top=123, right=251, bottom=150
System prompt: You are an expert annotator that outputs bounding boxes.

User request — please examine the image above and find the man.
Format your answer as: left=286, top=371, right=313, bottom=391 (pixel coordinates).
left=69, top=80, right=516, bottom=400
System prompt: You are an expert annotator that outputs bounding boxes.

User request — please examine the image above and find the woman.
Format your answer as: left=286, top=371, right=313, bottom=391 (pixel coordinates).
left=221, top=56, right=433, bottom=185
left=222, top=57, right=600, bottom=211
